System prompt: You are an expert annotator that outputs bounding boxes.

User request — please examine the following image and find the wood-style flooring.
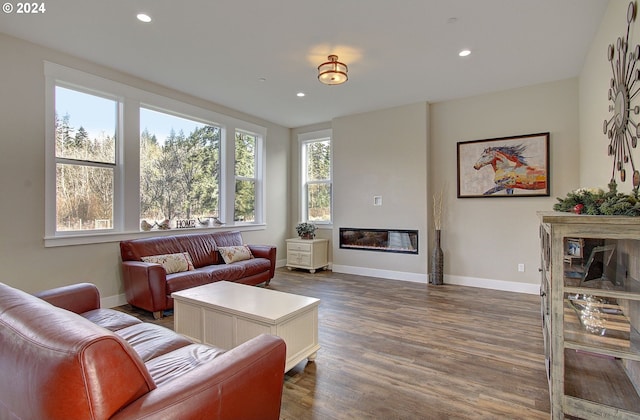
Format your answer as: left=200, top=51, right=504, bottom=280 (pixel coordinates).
left=119, top=268, right=551, bottom=419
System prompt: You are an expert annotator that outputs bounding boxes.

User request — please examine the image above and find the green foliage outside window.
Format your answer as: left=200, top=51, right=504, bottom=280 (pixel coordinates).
left=235, top=132, right=257, bottom=222
left=305, top=140, right=331, bottom=222
left=140, top=124, right=221, bottom=222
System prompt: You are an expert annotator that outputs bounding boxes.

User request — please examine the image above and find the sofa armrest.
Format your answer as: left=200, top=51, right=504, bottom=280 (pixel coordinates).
left=248, top=245, right=277, bottom=279
left=111, top=334, right=286, bottom=420
left=34, top=282, right=101, bottom=314
left=121, top=261, right=168, bottom=315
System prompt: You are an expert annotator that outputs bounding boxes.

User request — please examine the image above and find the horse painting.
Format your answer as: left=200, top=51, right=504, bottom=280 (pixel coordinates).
left=473, top=144, right=547, bottom=195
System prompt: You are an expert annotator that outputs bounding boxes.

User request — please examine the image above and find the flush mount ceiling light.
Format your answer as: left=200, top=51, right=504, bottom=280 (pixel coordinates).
left=137, top=13, right=152, bottom=23
left=318, top=55, right=348, bottom=85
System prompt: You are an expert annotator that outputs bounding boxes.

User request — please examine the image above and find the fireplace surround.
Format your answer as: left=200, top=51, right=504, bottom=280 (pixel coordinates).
left=339, top=228, right=418, bottom=254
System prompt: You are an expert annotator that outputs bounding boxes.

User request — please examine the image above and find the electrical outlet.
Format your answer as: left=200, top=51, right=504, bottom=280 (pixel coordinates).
left=518, top=263, right=525, bottom=272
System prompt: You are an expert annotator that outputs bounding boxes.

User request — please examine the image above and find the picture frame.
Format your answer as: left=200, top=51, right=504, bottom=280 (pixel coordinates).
left=566, top=238, right=583, bottom=258
left=457, top=132, right=550, bottom=198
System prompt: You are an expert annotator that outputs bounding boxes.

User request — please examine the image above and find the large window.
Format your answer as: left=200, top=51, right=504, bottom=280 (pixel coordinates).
left=140, top=108, right=221, bottom=226
left=54, top=86, right=117, bottom=231
left=45, top=63, right=266, bottom=245
left=299, top=130, right=332, bottom=224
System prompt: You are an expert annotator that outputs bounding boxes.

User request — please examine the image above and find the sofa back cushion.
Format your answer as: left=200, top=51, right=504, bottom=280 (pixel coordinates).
left=120, top=235, right=182, bottom=261
left=176, top=233, right=220, bottom=267
left=0, top=283, right=155, bottom=420
left=120, top=231, right=247, bottom=269
left=210, top=230, right=244, bottom=247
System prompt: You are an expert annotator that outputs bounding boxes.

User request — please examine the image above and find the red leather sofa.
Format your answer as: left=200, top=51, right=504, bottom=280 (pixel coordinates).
left=0, top=282, right=286, bottom=420
left=120, top=231, right=276, bottom=318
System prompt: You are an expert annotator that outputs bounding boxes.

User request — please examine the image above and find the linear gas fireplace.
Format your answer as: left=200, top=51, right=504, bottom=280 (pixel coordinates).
left=339, top=228, right=418, bottom=254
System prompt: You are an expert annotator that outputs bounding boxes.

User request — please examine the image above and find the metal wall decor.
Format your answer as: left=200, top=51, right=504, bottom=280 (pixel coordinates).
left=603, top=1, right=640, bottom=189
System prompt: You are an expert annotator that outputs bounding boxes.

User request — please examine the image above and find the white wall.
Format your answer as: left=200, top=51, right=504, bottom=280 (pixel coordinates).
left=331, top=103, right=429, bottom=281
left=0, top=33, right=290, bottom=302
left=580, top=0, right=639, bottom=193
left=430, top=79, right=580, bottom=292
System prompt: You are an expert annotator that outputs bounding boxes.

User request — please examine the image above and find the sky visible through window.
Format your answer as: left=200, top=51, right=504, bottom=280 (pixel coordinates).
left=55, top=87, right=206, bottom=143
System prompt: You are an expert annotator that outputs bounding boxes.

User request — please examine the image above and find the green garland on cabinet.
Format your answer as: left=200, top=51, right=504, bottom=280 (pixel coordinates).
left=553, top=182, right=640, bottom=216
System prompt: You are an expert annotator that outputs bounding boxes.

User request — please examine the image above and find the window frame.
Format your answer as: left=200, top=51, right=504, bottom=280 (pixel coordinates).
left=44, top=62, right=266, bottom=247
left=298, top=129, right=333, bottom=225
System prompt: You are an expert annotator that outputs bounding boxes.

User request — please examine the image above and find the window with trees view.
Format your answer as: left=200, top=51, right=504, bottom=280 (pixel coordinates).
left=140, top=108, right=221, bottom=225
left=45, top=63, right=266, bottom=244
left=54, top=86, right=117, bottom=231
left=300, top=130, right=332, bottom=223
left=235, top=131, right=258, bottom=223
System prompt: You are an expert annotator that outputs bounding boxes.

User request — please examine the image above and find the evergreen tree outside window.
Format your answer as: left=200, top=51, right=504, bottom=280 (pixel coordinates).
left=140, top=108, right=221, bottom=225
left=54, top=86, right=116, bottom=231
left=235, top=131, right=258, bottom=222
left=300, top=130, right=332, bottom=223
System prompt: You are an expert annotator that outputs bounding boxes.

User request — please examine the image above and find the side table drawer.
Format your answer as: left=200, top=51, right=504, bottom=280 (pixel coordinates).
left=287, top=242, right=312, bottom=252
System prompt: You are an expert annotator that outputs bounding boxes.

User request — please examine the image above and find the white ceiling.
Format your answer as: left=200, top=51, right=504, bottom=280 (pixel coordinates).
left=0, top=0, right=609, bottom=128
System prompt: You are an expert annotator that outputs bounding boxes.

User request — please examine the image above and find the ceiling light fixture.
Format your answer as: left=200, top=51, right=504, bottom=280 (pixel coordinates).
left=459, top=49, right=471, bottom=57
left=137, top=13, right=152, bottom=23
left=318, top=55, right=348, bottom=85
left=297, top=92, right=305, bottom=97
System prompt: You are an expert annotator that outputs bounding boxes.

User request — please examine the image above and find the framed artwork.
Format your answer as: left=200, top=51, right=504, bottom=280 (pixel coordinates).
left=457, top=132, right=550, bottom=198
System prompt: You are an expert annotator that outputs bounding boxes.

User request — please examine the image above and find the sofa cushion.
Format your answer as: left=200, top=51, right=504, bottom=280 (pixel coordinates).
left=165, top=268, right=220, bottom=295
left=145, top=344, right=227, bottom=386
left=117, top=323, right=193, bottom=362
left=218, top=245, right=254, bottom=263
left=82, top=308, right=142, bottom=331
left=141, top=252, right=195, bottom=274
left=234, top=258, right=272, bottom=278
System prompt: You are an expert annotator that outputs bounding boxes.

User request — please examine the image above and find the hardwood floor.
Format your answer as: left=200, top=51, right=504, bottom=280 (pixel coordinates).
left=119, top=268, right=551, bottom=419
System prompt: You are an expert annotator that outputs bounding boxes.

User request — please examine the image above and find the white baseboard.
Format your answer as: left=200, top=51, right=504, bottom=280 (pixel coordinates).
left=332, top=264, right=427, bottom=283
left=332, top=265, right=539, bottom=295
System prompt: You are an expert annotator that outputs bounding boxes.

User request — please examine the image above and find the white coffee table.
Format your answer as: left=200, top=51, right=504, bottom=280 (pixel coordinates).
left=171, top=281, right=320, bottom=372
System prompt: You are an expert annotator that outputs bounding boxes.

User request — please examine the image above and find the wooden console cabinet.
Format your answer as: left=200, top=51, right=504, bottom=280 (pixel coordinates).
left=538, top=212, right=640, bottom=419
left=286, top=238, right=328, bottom=273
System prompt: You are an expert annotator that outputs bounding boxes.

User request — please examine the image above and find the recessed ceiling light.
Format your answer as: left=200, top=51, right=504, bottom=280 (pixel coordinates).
left=137, top=13, right=152, bottom=23
left=297, top=92, right=305, bottom=97
left=459, top=49, right=471, bottom=57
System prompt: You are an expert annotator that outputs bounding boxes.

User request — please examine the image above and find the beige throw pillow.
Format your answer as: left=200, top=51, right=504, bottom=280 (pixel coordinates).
left=218, top=245, right=254, bottom=264
left=141, top=252, right=195, bottom=274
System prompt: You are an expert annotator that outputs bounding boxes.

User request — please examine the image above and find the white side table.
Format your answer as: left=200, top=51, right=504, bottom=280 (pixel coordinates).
left=286, top=238, right=328, bottom=273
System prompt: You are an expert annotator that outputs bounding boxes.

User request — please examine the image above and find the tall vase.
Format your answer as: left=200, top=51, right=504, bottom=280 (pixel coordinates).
left=431, top=229, right=444, bottom=285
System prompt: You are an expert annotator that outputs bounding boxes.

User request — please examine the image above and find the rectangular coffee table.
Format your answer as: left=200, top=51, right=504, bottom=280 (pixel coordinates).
left=171, top=281, right=320, bottom=372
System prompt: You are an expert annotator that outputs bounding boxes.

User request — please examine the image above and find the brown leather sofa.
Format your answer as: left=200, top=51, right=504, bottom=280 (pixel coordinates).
left=0, top=282, right=286, bottom=420
left=120, top=231, right=276, bottom=318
